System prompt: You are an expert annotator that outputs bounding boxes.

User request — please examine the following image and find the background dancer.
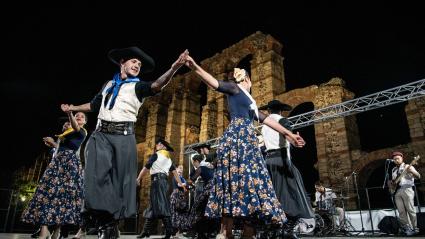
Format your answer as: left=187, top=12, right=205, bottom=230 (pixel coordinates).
left=191, top=143, right=215, bottom=202
left=22, top=112, right=87, bottom=239
left=136, top=139, right=186, bottom=239
left=259, top=99, right=315, bottom=238
left=170, top=165, right=189, bottom=238
left=186, top=154, right=218, bottom=239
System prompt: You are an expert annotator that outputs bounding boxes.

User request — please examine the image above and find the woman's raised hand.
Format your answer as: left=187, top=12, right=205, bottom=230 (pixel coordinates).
left=286, top=132, right=306, bottom=148
left=171, top=49, right=189, bottom=71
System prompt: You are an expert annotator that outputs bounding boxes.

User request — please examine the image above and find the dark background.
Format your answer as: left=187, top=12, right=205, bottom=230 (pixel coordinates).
left=1, top=2, right=425, bottom=192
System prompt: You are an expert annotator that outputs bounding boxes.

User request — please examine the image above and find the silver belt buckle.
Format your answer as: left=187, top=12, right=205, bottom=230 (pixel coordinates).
left=107, top=124, right=114, bottom=132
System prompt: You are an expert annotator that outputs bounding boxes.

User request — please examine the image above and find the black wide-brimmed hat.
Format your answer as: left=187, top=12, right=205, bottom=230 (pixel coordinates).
left=192, top=142, right=211, bottom=150
left=108, top=46, right=155, bottom=73
left=258, top=99, right=292, bottom=111
left=156, top=138, right=174, bottom=152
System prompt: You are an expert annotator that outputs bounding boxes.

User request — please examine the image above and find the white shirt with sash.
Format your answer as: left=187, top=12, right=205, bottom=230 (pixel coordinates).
left=147, top=150, right=174, bottom=176
left=98, top=81, right=144, bottom=123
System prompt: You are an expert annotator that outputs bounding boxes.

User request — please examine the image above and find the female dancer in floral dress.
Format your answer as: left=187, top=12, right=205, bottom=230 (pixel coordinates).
left=22, top=111, right=87, bottom=239
left=170, top=165, right=189, bottom=237
left=184, top=54, right=305, bottom=238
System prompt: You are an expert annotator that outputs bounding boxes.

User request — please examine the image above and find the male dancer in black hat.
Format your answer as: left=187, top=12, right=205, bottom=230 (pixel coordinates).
left=191, top=142, right=215, bottom=201
left=61, top=47, right=188, bottom=239
left=136, top=139, right=186, bottom=239
left=192, top=142, right=216, bottom=165
left=260, top=100, right=314, bottom=238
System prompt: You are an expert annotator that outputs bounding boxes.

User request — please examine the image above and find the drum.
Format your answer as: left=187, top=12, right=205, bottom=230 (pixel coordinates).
left=314, top=213, right=325, bottom=235
left=317, top=198, right=336, bottom=213
left=314, top=211, right=336, bottom=236
left=294, top=217, right=316, bottom=235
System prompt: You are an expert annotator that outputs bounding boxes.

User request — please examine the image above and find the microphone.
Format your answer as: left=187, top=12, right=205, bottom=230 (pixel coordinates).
left=386, top=159, right=393, bottom=162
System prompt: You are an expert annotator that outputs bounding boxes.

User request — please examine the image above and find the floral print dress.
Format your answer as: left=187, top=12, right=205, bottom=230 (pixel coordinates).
left=22, top=130, right=86, bottom=226
left=204, top=81, right=286, bottom=224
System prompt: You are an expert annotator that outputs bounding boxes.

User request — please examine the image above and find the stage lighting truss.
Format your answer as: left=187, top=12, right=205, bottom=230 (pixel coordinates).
left=184, top=78, right=425, bottom=154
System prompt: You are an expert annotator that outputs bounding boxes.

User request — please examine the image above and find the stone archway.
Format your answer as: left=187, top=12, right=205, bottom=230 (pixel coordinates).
left=196, top=32, right=287, bottom=141
left=357, top=158, right=394, bottom=209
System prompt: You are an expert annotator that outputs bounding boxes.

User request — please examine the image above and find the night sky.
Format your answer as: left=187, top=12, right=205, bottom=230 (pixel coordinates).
left=2, top=2, right=425, bottom=189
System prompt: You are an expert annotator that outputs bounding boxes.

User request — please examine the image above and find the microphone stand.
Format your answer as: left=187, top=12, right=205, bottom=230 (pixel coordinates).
left=353, top=172, right=365, bottom=234
left=341, top=177, right=356, bottom=234
left=383, top=159, right=398, bottom=217
left=382, top=160, right=391, bottom=189
left=384, top=160, right=399, bottom=217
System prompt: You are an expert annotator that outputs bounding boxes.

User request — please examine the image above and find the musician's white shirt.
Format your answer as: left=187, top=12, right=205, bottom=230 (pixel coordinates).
left=392, top=163, right=416, bottom=188
left=315, top=188, right=337, bottom=203
left=315, top=188, right=338, bottom=211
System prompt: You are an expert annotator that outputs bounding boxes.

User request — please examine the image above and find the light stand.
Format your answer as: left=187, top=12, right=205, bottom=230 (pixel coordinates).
left=352, top=172, right=365, bottom=235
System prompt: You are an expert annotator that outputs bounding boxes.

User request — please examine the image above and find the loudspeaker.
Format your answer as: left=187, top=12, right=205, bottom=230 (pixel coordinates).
left=417, top=212, right=425, bottom=234
left=378, top=216, right=400, bottom=235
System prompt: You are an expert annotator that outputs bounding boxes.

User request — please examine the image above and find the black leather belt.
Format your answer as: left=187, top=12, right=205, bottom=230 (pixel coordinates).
left=97, top=120, right=135, bottom=135
left=151, top=173, right=168, bottom=181
left=266, top=148, right=285, bottom=157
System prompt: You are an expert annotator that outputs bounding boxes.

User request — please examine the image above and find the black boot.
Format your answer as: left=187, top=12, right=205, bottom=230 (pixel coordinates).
left=162, top=217, right=173, bottom=239
left=137, top=219, right=153, bottom=238
left=196, top=232, right=208, bottom=239
left=31, top=228, right=41, bottom=238
left=283, top=231, right=299, bottom=239
left=136, top=232, right=150, bottom=239
left=98, top=223, right=118, bottom=239
left=58, top=225, right=69, bottom=239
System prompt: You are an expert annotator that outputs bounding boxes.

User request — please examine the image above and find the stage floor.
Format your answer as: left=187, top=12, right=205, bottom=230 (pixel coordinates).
left=0, top=233, right=423, bottom=239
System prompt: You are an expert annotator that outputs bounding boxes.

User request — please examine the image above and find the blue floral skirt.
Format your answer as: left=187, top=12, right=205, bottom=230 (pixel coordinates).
left=204, top=117, right=286, bottom=224
left=21, top=149, right=84, bottom=226
left=188, top=180, right=214, bottom=227
left=170, top=188, right=189, bottom=231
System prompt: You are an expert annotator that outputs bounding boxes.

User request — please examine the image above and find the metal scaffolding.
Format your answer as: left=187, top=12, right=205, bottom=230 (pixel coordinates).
left=184, top=78, right=425, bottom=154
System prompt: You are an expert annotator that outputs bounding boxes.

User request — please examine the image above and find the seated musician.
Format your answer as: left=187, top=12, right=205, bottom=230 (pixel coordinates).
left=314, top=181, right=345, bottom=227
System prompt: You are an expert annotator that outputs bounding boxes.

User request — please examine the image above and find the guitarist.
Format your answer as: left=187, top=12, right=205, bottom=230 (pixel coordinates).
left=390, top=151, right=421, bottom=236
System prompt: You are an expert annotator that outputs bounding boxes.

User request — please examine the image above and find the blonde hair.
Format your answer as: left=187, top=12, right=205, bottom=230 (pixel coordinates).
left=233, top=68, right=249, bottom=83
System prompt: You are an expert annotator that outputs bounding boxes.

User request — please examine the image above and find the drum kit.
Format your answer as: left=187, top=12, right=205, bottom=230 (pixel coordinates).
left=313, top=192, right=356, bottom=236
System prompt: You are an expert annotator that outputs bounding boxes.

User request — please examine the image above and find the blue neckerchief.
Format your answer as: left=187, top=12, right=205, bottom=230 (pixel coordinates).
left=104, top=73, right=140, bottom=109
left=179, top=175, right=186, bottom=184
